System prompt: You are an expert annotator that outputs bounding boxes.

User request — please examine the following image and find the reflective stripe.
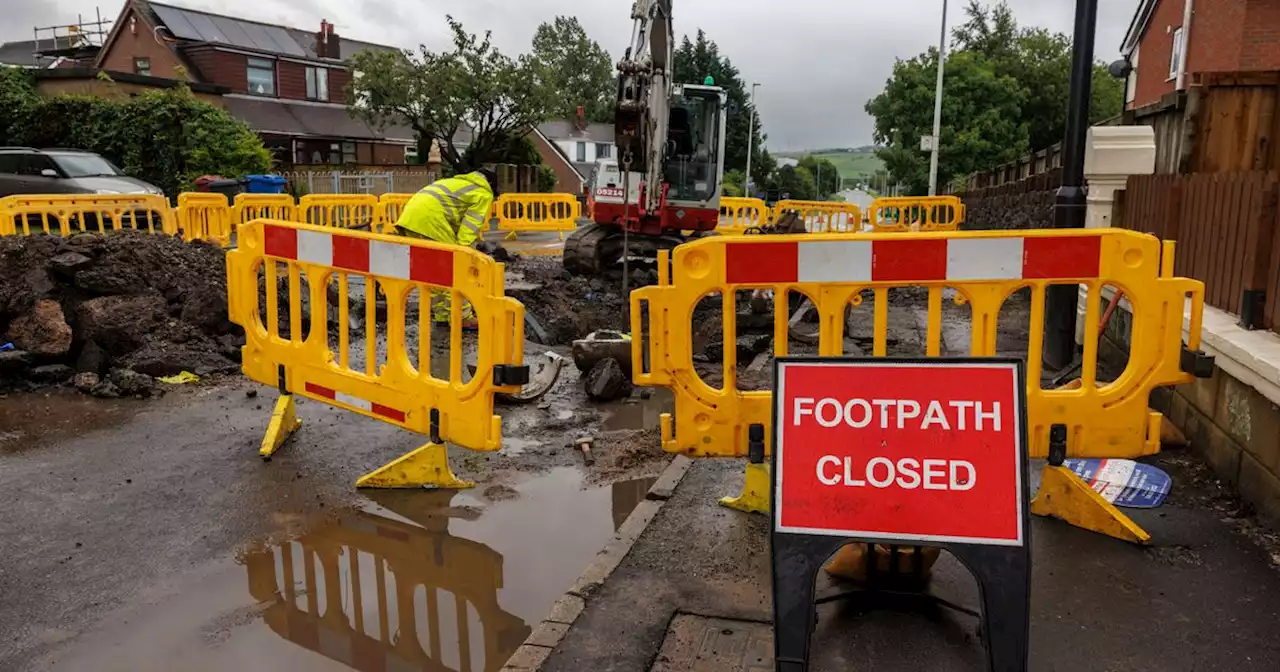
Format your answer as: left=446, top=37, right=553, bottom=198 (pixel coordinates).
left=422, top=182, right=482, bottom=219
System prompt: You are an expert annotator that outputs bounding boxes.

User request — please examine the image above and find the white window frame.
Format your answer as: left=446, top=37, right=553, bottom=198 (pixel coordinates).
left=1169, top=27, right=1184, bottom=81
left=1126, top=46, right=1139, bottom=105
left=404, top=145, right=419, bottom=163
left=575, top=141, right=586, bottom=162
left=305, top=66, right=329, bottom=101
left=596, top=142, right=612, bottom=160
left=247, top=57, right=276, bottom=96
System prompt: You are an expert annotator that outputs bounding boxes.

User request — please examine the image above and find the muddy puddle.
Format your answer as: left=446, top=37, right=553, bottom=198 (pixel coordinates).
left=0, top=388, right=148, bottom=453
left=43, top=469, right=657, bottom=672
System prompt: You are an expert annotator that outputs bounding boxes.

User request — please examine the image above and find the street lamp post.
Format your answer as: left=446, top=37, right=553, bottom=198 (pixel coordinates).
left=928, top=0, right=948, bottom=196
left=744, top=82, right=760, bottom=196
left=1043, top=0, right=1099, bottom=371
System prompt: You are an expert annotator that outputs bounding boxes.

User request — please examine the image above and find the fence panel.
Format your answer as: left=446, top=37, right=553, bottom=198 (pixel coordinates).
left=175, top=192, right=233, bottom=245
left=633, top=229, right=1206, bottom=463
left=378, top=193, right=414, bottom=234
left=1124, top=171, right=1280, bottom=328
left=234, top=194, right=296, bottom=226
left=772, top=200, right=862, bottom=233
left=226, top=219, right=529, bottom=486
left=0, top=194, right=174, bottom=237
left=493, top=193, right=580, bottom=238
left=717, top=197, right=771, bottom=235
left=298, top=194, right=380, bottom=230
left=868, top=196, right=965, bottom=232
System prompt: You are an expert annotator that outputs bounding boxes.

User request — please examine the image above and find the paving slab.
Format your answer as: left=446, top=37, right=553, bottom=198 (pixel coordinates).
left=543, top=456, right=1280, bottom=671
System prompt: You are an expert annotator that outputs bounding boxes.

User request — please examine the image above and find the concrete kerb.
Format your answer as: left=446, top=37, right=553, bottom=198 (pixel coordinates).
left=500, top=455, right=695, bottom=672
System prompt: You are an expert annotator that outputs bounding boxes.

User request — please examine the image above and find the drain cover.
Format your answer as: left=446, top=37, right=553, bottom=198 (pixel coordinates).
left=649, top=614, right=772, bottom=672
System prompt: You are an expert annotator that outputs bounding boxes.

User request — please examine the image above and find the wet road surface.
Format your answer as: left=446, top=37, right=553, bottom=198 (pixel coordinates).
left=0, top=377, right=666, bottom=672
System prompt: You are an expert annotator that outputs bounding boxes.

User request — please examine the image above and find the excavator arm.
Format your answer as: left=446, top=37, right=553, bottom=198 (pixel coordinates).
left=615, top=0, right=673, bottom=214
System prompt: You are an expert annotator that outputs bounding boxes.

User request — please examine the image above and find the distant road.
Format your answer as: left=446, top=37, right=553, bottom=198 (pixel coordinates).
left=839, top=188, right=875, bottom=211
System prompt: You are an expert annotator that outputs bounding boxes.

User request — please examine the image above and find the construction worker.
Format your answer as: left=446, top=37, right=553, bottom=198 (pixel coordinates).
left=394, top=168, right=500, bottom=326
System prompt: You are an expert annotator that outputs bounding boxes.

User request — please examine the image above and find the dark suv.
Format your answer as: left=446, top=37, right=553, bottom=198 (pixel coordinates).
left=0, top=147, right=163, bottom=198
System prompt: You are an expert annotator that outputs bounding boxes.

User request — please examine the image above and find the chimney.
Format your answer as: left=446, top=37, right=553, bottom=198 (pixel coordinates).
left=573, top=105, right=587, bottom=131
left=316, top=19, right=341, bottom=59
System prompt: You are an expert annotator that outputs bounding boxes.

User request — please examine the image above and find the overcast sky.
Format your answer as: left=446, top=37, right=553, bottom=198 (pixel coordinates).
left=7, top=0, right=1140, bottom=151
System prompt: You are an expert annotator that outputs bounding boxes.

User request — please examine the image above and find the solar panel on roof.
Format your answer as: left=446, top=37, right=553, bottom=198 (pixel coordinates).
left=260, top=25, right=306, bottom=57
left=152, top=5, right=203, bottom=41
left=240, top=22, right=281, bottom=55
left=209, top=16, right=256, bottom=49
left=184, top=12, right=226, bottom=43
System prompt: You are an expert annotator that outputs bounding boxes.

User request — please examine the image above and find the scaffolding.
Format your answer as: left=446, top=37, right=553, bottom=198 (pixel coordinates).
left=28, top=7, right=111, bottom=67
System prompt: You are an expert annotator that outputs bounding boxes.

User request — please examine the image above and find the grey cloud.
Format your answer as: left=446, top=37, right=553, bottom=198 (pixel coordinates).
left=7, top=0, right=1140, bottom=151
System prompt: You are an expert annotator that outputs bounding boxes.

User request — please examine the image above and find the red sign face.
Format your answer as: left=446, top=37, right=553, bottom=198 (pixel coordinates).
left=775, top=360, right=1025, bottom=546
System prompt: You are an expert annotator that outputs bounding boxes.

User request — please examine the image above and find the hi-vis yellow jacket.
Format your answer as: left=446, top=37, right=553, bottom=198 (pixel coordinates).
left=394, top=172, right=493, bottom=246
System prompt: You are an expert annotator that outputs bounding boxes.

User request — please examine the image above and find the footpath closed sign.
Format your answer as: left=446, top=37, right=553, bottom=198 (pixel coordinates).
left=774, top=358, right=1026, bottom=546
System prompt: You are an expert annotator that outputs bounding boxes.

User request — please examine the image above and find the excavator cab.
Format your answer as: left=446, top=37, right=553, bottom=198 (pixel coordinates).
left=664, top=84, right=727, bottom=206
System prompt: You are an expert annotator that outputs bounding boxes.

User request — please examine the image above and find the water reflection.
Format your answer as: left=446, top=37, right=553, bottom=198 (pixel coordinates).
left=243, top=491, right=530, bottom=672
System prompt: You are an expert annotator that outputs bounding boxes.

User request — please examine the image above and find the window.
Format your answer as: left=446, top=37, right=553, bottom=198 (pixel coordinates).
left=0, top=153, right=23, bottom=174
left=247, top=57, right=276, bottom=96
left=404, top=144, right=420, bottom=164
left=133, top=57, right=151, bottom=76
left=575, top=141, right=586, bottom=162
left=596, top=143, right=611, bottom=159
left=305, top=66, right=329, bottom=101
left=47, top=152, right=121, bottom=177
left=292, top=139, right=356, bottom=165
left=1169, top=27, right=1184, bottom=80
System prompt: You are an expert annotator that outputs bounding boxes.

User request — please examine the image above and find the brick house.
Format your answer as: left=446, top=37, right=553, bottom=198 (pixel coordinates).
left=1122, top=0, right=1280, bottom=109
left=529, top=117, right=617, bottom=195
left=93, top=0, right=427, bottom=169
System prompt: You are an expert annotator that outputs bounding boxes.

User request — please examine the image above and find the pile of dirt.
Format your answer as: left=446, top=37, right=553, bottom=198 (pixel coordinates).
left=0, top=232, right=241, bottom=395
left=589, top=425, right=668, bottom=484
left=504, top=257, right=636, bottom=345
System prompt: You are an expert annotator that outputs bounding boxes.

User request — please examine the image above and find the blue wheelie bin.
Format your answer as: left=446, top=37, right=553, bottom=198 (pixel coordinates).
left=244, top=174, right=288, bottom=194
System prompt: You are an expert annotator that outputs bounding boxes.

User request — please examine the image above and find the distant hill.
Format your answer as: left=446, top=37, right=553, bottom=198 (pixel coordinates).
left=774, top=147, right=884, bottom=180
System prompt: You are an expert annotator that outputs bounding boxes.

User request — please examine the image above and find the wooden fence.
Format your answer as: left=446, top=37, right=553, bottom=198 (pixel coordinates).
left=1123, top=171, right=1280, bottom=332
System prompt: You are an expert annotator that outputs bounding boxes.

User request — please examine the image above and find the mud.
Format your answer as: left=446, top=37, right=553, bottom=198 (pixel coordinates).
left=504, top=257, right=631, bottom=345
left=0, top=232, right=240, bottom=392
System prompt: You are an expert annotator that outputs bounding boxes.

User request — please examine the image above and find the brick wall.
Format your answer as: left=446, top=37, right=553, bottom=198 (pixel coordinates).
left=530, top=133, right=583, bottom=194
left=35, top=77, right=224, bottom=107
left=1241, top=0, right=1280, bottom=70
left=956, top=170, right=1062, bottom=230
left=1133, top=0, right=1186, bottom=109
left=1189, top=0, right=1246, bottom=73
left=277, top=60, right=306, bottom=100
left=97, top=6, right=187, bottom=80
left=183, top=46, right=248, bottom=94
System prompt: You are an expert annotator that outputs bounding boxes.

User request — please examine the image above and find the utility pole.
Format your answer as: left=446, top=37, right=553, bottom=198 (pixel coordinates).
left=744, top=82, right=760, bottom=196
left=1043, top=0, right=1099, bottom=371
left=927, top=0, right=948, bottom=196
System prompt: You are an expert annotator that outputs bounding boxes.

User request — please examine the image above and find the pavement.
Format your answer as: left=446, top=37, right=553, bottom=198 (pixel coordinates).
left=542, top=456, right=1280, bottom=672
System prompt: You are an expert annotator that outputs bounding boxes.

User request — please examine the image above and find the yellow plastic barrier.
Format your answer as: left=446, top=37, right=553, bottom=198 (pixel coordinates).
left=0, top=194, right=175, bottom=236
left=632, top=229, right=1209, bottom=538
left=717, top=197, right=771, bottom=235
left=298, top=194, right=379, bottom=230
left=772, top=199, right=863, bottom=233
left=175, top=192, right=233, bottom=245
left=494, top=193, right=580, bottom=240
left=227, top=218, right=529, bottom=488
left=244, top=493, right=529, bottom=671
left=869, top=196, right=965, bottom=232
left=377, top=192, right=414, bottom=234
left=233, top=193, right=296, bottom=226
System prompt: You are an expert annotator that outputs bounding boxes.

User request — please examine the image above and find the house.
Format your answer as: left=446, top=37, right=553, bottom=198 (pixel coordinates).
left=1122, top=0, right=1280, bottom=109
left=93, top=0, right=428, bottom=169
left=534, top=117, right=617, bottom=194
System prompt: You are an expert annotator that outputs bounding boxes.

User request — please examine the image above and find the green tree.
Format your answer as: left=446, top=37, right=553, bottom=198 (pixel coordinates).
left=530, top=16, right=615, bottom=124
left=865, top=49, right=1028, bottom=194
left=346, top=16, right=556, bottom=170
left=4, top=73, right=268, bottom=196
left=798, top=156, right=841, bottom=198
left=953, top=0, right=1124, bottom=150
left=752, top=148, right=777, bottom=195
left=672, top=30, right=764, bottom=177
left=770, top=165, right=816, bottom=201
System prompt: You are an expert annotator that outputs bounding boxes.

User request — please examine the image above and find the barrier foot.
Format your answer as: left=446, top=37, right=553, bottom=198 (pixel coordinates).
left=719, top=461, right=771, bottom=514
left=356, top=441, right=475, bottom=490
left=504, top=231, right=518, bottom=241
left=1031, top=465, right=1151, bottom=545
left=260, top=393, right=301, bottom=460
